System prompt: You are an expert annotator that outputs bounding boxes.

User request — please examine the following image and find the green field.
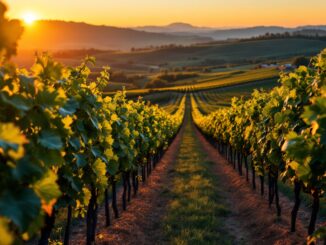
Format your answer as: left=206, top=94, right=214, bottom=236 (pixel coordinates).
left=105, top=67, right=279, bottom=98
left=27, top=37, right=324, bottom=92
left=94, top=38, right=326, bottom=68
left=193, top=78, right=278, bottom=114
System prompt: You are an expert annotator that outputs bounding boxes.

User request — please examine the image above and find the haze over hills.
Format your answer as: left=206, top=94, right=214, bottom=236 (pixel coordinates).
left=17, top=20, right=326, bottom=54
left=134, top=23, right=326, bottom=39
left=293, top=29, right=326, bottom=37
left=18, top=20, right=213, bottom=51
left=135, top=22, right=213, bottom=34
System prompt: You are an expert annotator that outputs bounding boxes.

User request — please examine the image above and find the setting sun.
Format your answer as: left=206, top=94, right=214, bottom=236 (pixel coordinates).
left=21, top=12, right=38, bottom=25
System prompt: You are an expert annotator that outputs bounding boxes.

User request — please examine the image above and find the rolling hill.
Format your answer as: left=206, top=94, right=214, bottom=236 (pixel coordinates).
left=17, top=20, right=326, bottom=54
left=135, top=22, right=213, bottom=34
left=134, top=23, right=326, bottom=40
left=18, top=20, right=213, bottom=51
left=90, top=38, right=326, bottom=68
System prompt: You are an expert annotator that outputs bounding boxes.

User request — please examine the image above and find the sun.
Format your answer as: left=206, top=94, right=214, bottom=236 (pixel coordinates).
left=22, top=12, right=38, bottom=26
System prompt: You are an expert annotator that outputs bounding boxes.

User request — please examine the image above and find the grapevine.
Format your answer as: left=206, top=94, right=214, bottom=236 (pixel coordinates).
left=0, top=54, right=185, bottom=245
left=192, top=49, right=326, bottom=243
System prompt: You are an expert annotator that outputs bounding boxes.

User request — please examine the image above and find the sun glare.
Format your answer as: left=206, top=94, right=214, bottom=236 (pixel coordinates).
left=22, top=12, right=38, bottom=25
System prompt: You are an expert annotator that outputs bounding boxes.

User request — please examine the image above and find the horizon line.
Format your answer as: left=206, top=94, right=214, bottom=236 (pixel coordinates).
left=22, top=18, right=326, bottom=30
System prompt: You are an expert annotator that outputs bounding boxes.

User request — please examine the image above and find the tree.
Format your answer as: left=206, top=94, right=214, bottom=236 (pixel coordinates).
left=292, top=56, right=310, bottom=67
left=0, top=2, right=23, bottom=60
left=145, top=79, right=168, bottom=88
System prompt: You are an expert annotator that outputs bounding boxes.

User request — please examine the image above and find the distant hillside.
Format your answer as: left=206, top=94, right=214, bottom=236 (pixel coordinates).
left=135, top=22, right=212, bottom=34
left=134, top=23, right=326, bottom=40
left=293, top=29, right=326, bottom=37
left=18, top=21, right=326, bottom=52
left=18, top=20, right=213, bottom=51
left=86, top=38, right=326, bottom=68
left=298, top=25, right=326, bottom=31
left=209, top=26, right=326, bottom=40
left=209, top=26, right=291, bottom=40
left=13, top=37, right=325, bottom=70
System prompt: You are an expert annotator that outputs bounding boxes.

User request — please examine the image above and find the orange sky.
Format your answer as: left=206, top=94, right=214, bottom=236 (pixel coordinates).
left=4, top=0, right=326, bottom=27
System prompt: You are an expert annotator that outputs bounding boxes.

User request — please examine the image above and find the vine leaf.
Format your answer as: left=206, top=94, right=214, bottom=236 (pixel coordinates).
left=0, top=189, right=41, bottom=231
left=38, top=130, right=63, bottom=150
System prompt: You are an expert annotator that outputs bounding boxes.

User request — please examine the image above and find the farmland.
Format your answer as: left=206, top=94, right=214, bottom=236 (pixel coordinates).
left=1, top=2, right=326, bottom=244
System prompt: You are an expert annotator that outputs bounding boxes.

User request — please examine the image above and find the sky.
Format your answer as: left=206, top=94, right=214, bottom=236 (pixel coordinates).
left=4, top=0, right=326, bottom=28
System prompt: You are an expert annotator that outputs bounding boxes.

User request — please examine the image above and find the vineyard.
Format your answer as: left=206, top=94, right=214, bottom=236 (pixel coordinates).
left=0, top=4, right=325, bottom=243
left=104, top=67, right=279, bottom=98
left=191, top=49, right=326, bottom=243
left=0, top=54, right=186, bottom=245
left=0, top=49, right=325, bottom=243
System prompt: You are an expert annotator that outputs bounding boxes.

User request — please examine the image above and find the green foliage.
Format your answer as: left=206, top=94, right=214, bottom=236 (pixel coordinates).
left=157, top=72, right=198, bottom=83
left=292, top=56, right=310, bottom=67
left=145, top=79, right=169, bottom=88
left=0, top=189, right=41, bottom=231
left=192, top=49, right=326, bottom=241
left=0, top=54, right=185, bottom=244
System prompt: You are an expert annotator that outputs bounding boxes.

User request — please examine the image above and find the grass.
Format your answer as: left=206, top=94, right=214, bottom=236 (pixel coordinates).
left=162, top=107, right=233, bottom=244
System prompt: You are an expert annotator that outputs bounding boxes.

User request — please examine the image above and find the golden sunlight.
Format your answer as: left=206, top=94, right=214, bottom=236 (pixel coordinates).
left=21, top=12, right=38, bottom=25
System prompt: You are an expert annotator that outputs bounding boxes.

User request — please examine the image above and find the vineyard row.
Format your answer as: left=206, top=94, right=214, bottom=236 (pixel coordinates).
left=191, top=49, right=326, bottom=244
left=0, top=55, right=185, bottom=245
